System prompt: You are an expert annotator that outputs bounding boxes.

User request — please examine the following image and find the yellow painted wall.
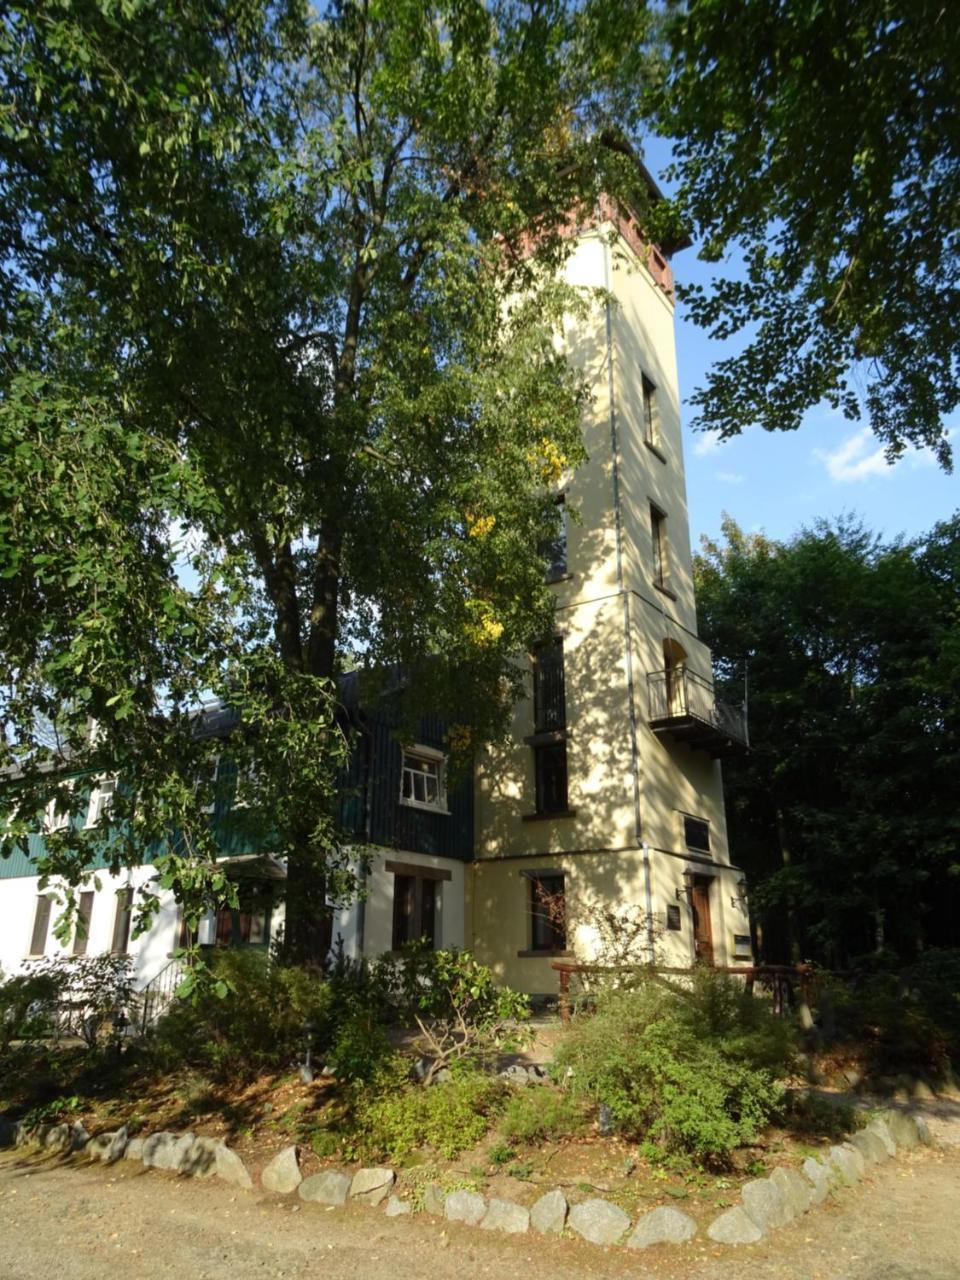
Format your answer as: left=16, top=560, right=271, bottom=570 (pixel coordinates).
left=470, top=214, right=750, bottom=991
left=469, top=852, right=751, bottom=995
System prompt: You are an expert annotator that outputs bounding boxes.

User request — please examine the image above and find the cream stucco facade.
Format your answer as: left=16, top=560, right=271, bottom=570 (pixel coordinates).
left=469, top=217, right=751, bottom=994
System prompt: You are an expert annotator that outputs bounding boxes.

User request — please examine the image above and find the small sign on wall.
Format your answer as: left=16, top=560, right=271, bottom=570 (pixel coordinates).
left=732, top=932, right=752, bottom=959
left=666, top=904, right=681, bottom=931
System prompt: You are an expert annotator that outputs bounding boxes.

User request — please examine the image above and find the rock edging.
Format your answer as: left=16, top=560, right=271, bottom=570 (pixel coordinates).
left=0, top=1106, right=934, bottom=1253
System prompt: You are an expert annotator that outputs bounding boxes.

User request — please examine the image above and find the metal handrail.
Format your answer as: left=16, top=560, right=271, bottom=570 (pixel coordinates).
left=647, top=666, right=748, bottom=746
left=138, top=955, right=186, bottom=1034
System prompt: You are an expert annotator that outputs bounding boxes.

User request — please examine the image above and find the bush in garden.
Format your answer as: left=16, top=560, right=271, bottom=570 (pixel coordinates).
left=148, top=949, right=333, bottom=1076
left=4, top=954, right=137, bottom=1049
left=825, top=963, right=957, bottom=1081
left=498, top=1084, right=585, bottom=1144
left=552, top=969, right=793, bottom=1161
left=345, top=1063, right=508, bottom=1162
left=0, top=967, right=63, bottom=1051
left=375, top=943, right=531, bottom=1082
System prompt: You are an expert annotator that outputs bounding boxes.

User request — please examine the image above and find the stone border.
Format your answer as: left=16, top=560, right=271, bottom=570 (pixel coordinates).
left=0, top=1107, right=935, bottom=1251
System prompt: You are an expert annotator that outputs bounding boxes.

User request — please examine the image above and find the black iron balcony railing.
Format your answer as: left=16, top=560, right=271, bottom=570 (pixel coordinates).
left=647, top=666, right=748, bottom=756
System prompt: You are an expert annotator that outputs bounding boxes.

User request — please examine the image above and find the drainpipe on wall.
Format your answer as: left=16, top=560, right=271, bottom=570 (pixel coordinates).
left=603, top=235, right=650, bottom=959
left=641, top=841, right=656, bottom=961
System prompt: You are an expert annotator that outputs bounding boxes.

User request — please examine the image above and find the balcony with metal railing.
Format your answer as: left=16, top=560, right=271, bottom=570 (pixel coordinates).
left=646, top=666, right=749, bottom=757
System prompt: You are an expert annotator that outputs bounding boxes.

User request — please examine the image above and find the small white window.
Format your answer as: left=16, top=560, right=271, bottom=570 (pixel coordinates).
left=43, top=792, right=71, bottom=833
left=198, top=754, right=220, bottom=814
left=86, top=777, right=117, bottom=827
left=399, top=747, right=448, bottom=814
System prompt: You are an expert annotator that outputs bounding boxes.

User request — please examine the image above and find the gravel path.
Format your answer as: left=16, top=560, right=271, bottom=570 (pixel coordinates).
left=2, top=1141, right=959, bottom=1280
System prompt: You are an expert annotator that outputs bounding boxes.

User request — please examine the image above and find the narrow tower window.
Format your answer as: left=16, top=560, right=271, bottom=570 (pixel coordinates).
left=650, top=504, right=668, bottom=589
left=641, top=374, right=659, bottom=448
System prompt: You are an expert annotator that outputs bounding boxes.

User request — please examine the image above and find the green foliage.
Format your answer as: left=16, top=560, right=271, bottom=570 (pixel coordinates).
left=377, top=945, right=531, bottom=1081
left=695, top=515, right=960, bottom=966
left=553, top=971, right=792, bottom=1161
left=325, top=1009, right=393, bottom=1085
left=346, top=1067, right=508, bottom=1163
left=828, top=970, right=956, bottom=1081
left=21, top=1094, right=82, bottom=1130
left=786, top=1092, right=857, bottom=1143
left=657, top=0, right=958, bottom=464
left=488, top=1141, right=516, bottom=1166
left=20, top=954, right=138, bottom=1049
left=498, top=1085, right=584, bottom=1145
left=0, top=968, right=63, bottom=1051
left=148, top=951, right=332, bottom=1078
left=0, top=0, right=655, bottom=958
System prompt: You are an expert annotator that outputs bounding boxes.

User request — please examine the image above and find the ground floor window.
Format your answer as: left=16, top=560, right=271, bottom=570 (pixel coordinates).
left=528, top=871, right=566, bottom=952
left=111, top=887, right=133, bottom=955
left=72, top=891, right=95, bottom=956
left=180, top=883, right=272, bottom=949
left=386, top=859, right=451, bottom=951
left=29, top=894, right=53, bottom=956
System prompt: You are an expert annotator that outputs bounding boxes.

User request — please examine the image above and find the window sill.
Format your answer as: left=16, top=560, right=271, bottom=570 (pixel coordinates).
left=545, top=572, right=574, bottom=586
left=652, top=581, right=678, bottom=601
left=521, top=809, right=578, bottom=823
left=644, top=439, right=667, bottom=465
left=517, top=948, right=574, bottom=959
left=399, top=799, right=450, bottom=816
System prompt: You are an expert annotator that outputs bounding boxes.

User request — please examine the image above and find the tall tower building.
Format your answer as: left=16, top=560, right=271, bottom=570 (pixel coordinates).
left=469, top=199, right=750, bottom=994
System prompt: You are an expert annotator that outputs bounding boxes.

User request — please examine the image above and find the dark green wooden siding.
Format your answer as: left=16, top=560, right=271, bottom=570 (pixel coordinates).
left=1, top=710, right=474, bottom=880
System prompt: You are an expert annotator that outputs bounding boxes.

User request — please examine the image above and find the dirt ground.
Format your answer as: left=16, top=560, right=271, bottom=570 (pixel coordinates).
left=2, top=1140, right=959, bottom=1280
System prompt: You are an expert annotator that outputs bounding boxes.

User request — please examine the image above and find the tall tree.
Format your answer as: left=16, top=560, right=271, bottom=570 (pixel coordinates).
left=0, top=0, right=653, bottom=960
left=695, top=515, right=960, bottom=966
left=656, top=0, right=959, bottom=466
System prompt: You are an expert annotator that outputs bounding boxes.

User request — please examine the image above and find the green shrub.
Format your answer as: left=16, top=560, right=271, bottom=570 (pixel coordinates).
left=498, top=1085, right=584, bottom=1144
left=786, top=1091, right=857, bottom=1141
left=346, top=1066, right=508, bottom=1162
left=552, top=970, right=793, bottom=1161
left=376, top=944, right=531, bottom=1082
left=827, top=970, right=954, bottom=1081
left=0, top=969, right=63, bottom=1050
left=148, top=950, right=332, bottom=1077
left=325, top=1008, right=392, bottom=1083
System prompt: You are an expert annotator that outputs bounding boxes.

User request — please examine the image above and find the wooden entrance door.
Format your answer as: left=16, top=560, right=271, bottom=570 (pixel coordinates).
left=690, top=877, right=714, bottom=965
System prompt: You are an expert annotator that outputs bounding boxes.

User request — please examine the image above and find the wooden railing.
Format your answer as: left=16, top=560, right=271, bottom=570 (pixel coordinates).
left=551, top=961, right=815, bottom=1024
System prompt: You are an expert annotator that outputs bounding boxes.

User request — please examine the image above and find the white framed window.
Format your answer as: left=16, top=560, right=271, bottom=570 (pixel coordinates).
left=197, top=754, right=221, bottom=814
left=86, top=777, right=117, bottom=827
left=399, top=746, right=448, bottom=814
left=43, top=790, right=72, bottom=833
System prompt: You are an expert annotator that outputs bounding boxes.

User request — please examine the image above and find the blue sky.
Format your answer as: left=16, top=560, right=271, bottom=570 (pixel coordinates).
left=641, top=139, right=960, bottom=551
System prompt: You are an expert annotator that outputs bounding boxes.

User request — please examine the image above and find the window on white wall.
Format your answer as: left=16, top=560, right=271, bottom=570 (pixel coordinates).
left=387, top=860, right=451, bottom=950
left=29, top=895, right=53, bottom=956
left=72, top=891, right=95, bottom=956
left=43, top=790, right=72, bottom=833
left=111, top=887, right=133, bottom=954
left=86, top=777, right=117, bottom=827
left=399, top=746, right=448, bottom=813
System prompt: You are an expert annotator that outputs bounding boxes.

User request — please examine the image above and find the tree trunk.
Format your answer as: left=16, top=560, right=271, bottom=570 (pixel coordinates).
left=776, top=807, right=803, bottom=965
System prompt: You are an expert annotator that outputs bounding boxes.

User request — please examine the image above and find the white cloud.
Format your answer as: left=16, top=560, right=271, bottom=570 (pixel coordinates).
left=814, top=429, right=889, bottom=483
left=715, top=471, right=744, bottom=485
left=692, top=432, right=722, bottom=456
